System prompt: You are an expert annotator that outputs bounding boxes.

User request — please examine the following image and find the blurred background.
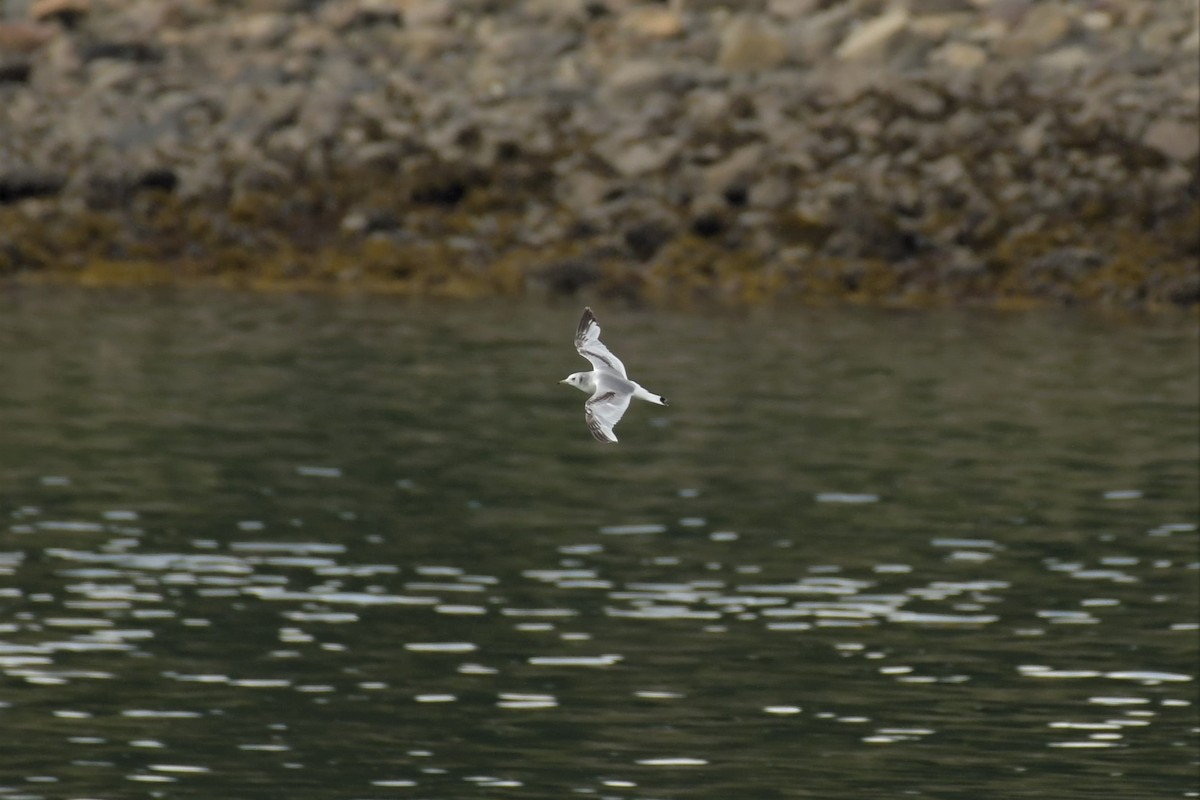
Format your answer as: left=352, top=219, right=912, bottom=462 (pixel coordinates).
left=1, top=2, right=1198, bottom=799
left=0, top=0, right=1197, bottom=305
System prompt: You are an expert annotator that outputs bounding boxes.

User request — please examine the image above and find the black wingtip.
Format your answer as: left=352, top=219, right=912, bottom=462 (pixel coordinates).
left=660, top=396, right=669, bottom=407
left=576, top=307, right=598, bottom=340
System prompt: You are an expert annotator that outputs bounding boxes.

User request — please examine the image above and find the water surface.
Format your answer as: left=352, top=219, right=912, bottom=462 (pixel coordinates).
left=1, top=289, right=1197, bottom=799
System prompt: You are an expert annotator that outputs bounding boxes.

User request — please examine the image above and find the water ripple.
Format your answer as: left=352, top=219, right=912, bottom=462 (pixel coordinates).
left=527, top=655, right=622, bottom=667
left=244, top=587, right=437, bottom=606
left=600, top=523, right=667, bottom=535
left=404, top=642, right=478, bottom=653
left=497, top=693, right=557, bottom=709
left=815, top=492, right=880, bottom=504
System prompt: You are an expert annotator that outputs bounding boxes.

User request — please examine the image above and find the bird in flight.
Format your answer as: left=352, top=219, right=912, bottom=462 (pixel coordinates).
left=560, top=307, right=669, bottom=443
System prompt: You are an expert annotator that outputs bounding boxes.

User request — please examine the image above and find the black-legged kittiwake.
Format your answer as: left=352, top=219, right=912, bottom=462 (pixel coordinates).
left=560, top=307, right=668, bottom=443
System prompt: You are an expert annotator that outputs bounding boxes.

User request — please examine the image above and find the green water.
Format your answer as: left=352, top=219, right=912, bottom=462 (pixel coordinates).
left=0, top=288, right=1197, bottom=799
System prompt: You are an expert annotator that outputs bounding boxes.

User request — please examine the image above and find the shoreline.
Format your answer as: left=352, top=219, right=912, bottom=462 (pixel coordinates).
left=1, top=0, right=1197, bottom=309
left=10, top=269, right=1199, bottom=321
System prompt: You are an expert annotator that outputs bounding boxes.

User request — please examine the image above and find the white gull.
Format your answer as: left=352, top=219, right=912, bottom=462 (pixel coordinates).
left=560, top=307, right=668, bottom=443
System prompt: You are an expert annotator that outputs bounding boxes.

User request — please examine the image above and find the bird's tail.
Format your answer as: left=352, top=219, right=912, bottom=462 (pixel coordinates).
left=633, top=386, right=668, bottom=406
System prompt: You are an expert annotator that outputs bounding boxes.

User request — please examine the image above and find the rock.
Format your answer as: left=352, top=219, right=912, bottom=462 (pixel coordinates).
left=929, top=40, right=986, bottom=70
left=821, top=196, right=923, bottom=262
left=30, top=0, right=90, bottom=26
left=79, top=169, right=141, bottom=209
left=350, top=140, right=404, bottom=170
left=623, top=220, right=675, bottom=261
left=767, top=0, right=819, bottom=19
left=602, top=58, right=690, bottom=99
left=1183, top=25, right=1199, bottom=52
left=0, top=169, right=66, bottom=204
left=556, top=170, right=615, bottom=218
left=602, top=138, right=680, bottom=178
left=297, top=90, right=350, bottom=145
left=287, top=20, right=337, bottom=53
left=522, top=0, right=588, bottom=25
left=926, top=154, right=967, bottom=187
left=133, top=167, right=179, bottom=193
left=476, top=20, right=576, bottom=62
left=233, top=159, right=292, bottom=194
left=1140, top=20, right=1184, bottom=52
left=173, top=154, right=225, bottom=200
left=684, top=88, right=732, bottom=128
left=689, top=194, right=728, bottom=238
left=718, top=15, right=789, bottom=71
left=1081, top=10, right=1114, bottom=32
left=1163, top=271, right=1200, bottom=306
left=794, top=4, right=854, bottom=62
left=231, top=13, right=293, bottom=47
left=937, top=246, right=987, bottom=280
left=88, top=59, right=139, bottom=90
left=836, top=8, right=910, bottom=62
left=703, top=144, right=765, bottom=199
left=407, top=160, right=483, bottom=206
left=1025, top=247, right=1103, bottom=282
left=81, top=39, right=162, bottom=63
left=320, top=0, right=403, bottom=31
left=0, top=21, right=57, bottom=53
left=402, top=0, right=456, bottom=28
left=763, top=0, right=820, bottom=17
left=912, top=0, right=975, bottom=12
left=240, top=0, right=312, bottom=11
left=998, top=5, right=1073, bottom=56
left=911, top=12, right=976, bottom=39
left=0, top=60, right=31, bottom=82
left=341, top=207, right=401, bottom=235
left=1039, top=45, right=1092, bottom=73
left=1142, top=119, right=1200, bottom=162
left=1016, top=113, right=1050, bottom=156
left=987, top=0, right=1032, bottom=28
left=1157, top=164, right=1193, bottom=194
left=621, top=7, right=684, bottom=40
left=888, top=80, right=947, bottom=117
left=748, top=174, right=792, bottom=209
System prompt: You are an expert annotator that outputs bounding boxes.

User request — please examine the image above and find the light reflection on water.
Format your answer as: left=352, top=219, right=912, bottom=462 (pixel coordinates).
left=0, top=289, right=1197, bottom=799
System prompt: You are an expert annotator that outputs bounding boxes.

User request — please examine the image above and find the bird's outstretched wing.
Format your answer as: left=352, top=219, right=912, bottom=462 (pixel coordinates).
left=585, top=389, right=632, bottom=443
left=575, top=307, right=628, bottom=378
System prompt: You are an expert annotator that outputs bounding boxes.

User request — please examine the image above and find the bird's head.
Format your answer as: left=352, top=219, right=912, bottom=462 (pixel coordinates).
left=560, top=372, right=591, bottom=393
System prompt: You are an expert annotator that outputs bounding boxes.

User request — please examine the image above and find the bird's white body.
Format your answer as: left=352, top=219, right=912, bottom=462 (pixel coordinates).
left=560, top=307, right=668, bottom=443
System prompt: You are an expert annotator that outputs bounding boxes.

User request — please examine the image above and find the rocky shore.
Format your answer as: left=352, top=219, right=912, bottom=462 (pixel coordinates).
left=1, top=0, right=1197, bottom=308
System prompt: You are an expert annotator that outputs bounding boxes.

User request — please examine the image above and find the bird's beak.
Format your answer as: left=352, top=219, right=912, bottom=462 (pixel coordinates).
left=558, top=379, right=569, bottom=385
